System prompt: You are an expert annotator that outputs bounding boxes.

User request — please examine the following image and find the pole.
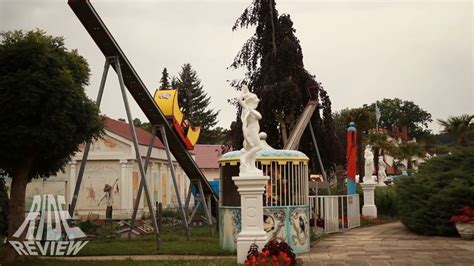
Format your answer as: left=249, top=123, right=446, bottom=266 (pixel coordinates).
left=346, top=122, right=357, bottom=195
left=128, top=126, right=157, bottom=239
left=69, top=58, right=110, bottom=217
left=115, top=57, right=160, bottom=249
left=309, top=121, right=327, bottom=182
left=159, top=126, right=190, bottom=240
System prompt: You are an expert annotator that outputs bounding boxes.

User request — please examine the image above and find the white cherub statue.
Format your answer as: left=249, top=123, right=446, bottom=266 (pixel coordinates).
left=238, top=85, right=263, bottom=176
left=364, top=145, right=375, bottom=183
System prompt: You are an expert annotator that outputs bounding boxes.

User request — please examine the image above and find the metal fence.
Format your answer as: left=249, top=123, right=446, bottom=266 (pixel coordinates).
left=258, top=161, right=308, bottom=207
left=309, top=194, right=360, bottom=233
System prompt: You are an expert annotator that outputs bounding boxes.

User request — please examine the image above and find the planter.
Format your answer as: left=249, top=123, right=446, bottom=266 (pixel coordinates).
left=455, top=221, right=474, bottom=240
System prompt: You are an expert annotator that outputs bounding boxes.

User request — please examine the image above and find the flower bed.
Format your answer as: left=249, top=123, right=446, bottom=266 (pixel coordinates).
left=244, top=239, right=297, bottom=266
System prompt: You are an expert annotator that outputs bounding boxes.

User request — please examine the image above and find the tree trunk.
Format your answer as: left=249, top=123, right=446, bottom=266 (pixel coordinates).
left=459, top=134, right=468, bottom=146
left=407, top=158, right=413, bottom=170
left=268, top=0, right=278, bottom=56
left=3, top=157, right=34, bottom=262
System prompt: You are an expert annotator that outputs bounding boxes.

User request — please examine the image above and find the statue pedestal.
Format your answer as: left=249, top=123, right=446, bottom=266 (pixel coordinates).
left=232, top=175, right=269, bottom=264
left=361, top=180, right=377, bottom=218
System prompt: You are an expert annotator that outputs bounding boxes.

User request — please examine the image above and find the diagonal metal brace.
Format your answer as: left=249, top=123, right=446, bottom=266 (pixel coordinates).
left=113, top=57, right=161, bottom=249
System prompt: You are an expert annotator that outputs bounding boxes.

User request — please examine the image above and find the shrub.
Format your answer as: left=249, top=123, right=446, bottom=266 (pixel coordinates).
left=395, top=147, right=474, bottom=236
left=78, top=219, right=99, bottom=235
left=97, top=223, right=118, bottom=238
left=375, top=186, right=398, bottom=217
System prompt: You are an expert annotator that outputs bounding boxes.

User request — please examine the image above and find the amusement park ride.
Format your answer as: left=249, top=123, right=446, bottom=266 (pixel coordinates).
left=66, top=0, right=328, bottom=252
left=67, top=0, right=215, bottom=248
left=154, top=89, right=200, bottom=150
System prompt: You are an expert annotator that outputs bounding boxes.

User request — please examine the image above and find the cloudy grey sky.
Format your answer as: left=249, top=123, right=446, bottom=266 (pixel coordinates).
left=1, top=0, right=472, bottom=133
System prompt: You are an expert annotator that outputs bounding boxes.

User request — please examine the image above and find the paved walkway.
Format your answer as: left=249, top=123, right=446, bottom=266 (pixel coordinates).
left=300, top=222, right=474, bottom=266
left=43, top=222, right=473, bottom=265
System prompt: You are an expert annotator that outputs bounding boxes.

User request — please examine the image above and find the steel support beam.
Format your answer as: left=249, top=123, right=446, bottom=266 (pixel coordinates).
left=69, top=58, right=111, bottom=217
left=309, top=120, right=328, bottom=182
left=128, top=126, right=157, bottom=239
left=115, top=57, right=160, bottom=249
left=159, top=125, right=190, bottom=239
left=185, top=180, right=214, bottom=235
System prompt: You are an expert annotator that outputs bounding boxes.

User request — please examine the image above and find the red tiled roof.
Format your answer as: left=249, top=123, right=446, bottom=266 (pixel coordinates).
left=104, top=117, right=164, bottom=149
left=193, top=144, right=224, bottom=169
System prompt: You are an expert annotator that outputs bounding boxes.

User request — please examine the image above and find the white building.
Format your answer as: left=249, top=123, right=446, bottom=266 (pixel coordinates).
left=24, top=117, right=191, bottom=220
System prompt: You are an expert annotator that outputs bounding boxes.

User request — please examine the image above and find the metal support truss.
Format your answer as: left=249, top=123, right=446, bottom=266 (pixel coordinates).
left=158, top=125, right=190, bottom=239
left=69, top=58, right=110, bottom=217
left=184, top=180, right=214, bottom=235
left=68, top=56, right=160, bottom=249
left=309, top=120, right=328, bottom=185
left=128, top=126, right=157, bottom=239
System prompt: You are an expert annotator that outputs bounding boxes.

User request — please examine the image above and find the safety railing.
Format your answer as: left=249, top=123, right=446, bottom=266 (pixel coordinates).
left=309, top=194, right=360, bottom=233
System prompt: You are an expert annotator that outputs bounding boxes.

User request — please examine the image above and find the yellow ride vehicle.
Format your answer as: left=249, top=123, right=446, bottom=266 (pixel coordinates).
left=153, top=89, right=200, bottom=150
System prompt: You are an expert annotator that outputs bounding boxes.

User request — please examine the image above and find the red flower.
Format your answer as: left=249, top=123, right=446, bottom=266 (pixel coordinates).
left=450, top=206, right=474, bottom=223
left=244, top=239, right=297, bottom=265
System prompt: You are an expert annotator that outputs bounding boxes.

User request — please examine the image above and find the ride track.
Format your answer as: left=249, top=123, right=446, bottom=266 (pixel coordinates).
left=67, top=0, right=217, bottom=204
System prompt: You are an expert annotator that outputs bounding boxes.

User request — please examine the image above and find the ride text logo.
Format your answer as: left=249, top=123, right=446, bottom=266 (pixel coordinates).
left=9, top=194, right=89, bottom=256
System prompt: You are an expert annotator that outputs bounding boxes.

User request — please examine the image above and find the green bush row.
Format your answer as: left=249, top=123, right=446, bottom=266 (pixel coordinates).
left=395, top=148, right=474, bottom=236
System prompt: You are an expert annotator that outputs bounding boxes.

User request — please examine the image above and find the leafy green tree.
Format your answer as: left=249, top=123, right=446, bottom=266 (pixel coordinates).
left=437, top=114, right=473, bottom=146
left=159, top=67, right=170, bottom=90
left=171, top=76, right=178, bottom=90
left=228, top=0, right=340, bottom=174
left=175, top=63, right=220, bottom=144
left=139, top=122, right=153, bottom=133
left=0, top=30, right=103, bottom=260
left=394, top=141, right=425, bottom=171
left=118, top=117, right=152, bottom=132
left=365, top=98, right=432, bottom=140
left=133, top=118, right=142, bottom=127
left=200, top=127, right=229, bottom=144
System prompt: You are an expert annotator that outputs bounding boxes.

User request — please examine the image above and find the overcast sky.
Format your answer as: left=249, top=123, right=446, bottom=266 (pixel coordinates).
left=1, top=0, right=472, bottom=133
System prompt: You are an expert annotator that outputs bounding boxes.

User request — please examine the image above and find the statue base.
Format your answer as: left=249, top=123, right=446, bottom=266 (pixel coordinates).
left=360, top=182, right=377, bottom=218
left=363, top=175, right=377, bottom=184
left=232, top=175, right=269, bottom=264
left=238, top=169, right=264, bottom=178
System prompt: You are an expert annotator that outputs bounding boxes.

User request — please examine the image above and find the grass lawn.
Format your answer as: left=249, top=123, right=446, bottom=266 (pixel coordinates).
left=3, top=258, right=238, bottom=266
left=78, top=226, right=234, bottom=256
left=0, top=226, right=235, bottom=259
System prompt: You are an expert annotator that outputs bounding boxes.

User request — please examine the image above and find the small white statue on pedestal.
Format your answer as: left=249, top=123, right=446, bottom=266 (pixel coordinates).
left=232, top=85, right=269, bottom=263
left=238, top=85, right=263, bottom=176
left=364, top=145, right=375, bottom=183
left=378, top=156, right=387, bottom=185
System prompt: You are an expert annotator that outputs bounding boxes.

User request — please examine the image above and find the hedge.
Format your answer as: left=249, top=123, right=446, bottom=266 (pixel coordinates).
left=395, top=148, right=474, bottom=236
